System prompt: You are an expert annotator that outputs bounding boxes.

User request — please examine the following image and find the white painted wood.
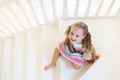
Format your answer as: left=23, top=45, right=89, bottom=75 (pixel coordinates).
left=67, top=0, right=77, bottom=17
left=95, top=0, right=104, bottom=16
left=12, top=33, right=26, bottom=80
left=110, top=0, right=120, bottom=16
left=116, top=7, right=120, bottom=16
left=54, top=0, right=64, bottom=18
left=88, top=0, right=101, bottom=16
left=85, top=0, right=92, bottom=16
left=10, top=1, right=31, bottom=29
left=74, top=0, right=80, bottom=17
left=1, top=38, right=14, bottom=80
left=99, top=0, right=113, bottom=16
left=1, top=6, right=24, bottom=32
left=26, top=30, right=38, bottom=80
left=0, top=29, right=7, bottom=38
left=51, top=0, right=57, bottom=19
left=78, top=0, right=89, bottom=17
left=29, top=0, right=46, bottom=24
left=105, top=0, right=116, bottom=16
left=63, top=0, right=68, bottom=18
left=17, top=0, right=38, bottom=27
left=0, top=12, right=17, bottom=34
left=42, top=0, right=54, bottom=22
left=0, top=39, right=4, bottom=79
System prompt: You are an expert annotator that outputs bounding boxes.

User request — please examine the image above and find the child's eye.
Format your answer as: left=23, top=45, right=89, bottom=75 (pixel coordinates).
left=76, top=35, right=79, bottom=37
left=71, top=32, right=73, bottom=35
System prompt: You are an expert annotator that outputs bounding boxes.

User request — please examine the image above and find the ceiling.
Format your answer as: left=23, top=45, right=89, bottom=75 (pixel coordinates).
left=0, top=0, right=120, bottom=39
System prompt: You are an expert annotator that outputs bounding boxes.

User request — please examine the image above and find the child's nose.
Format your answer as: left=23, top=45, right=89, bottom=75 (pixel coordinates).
left=71, top=35, right=76, bottom=40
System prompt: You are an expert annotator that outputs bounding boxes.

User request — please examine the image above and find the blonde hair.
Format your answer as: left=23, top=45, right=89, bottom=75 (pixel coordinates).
left=65, top=21, right=93, bottom=51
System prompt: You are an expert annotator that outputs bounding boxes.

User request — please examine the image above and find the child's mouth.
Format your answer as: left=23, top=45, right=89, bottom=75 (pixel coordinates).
left=71, top=39, right=76, bottom=42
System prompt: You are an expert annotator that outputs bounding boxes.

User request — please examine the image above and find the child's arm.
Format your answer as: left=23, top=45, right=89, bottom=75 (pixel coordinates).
left=63, top=37, right=69, bottom=44
left=60, top=37, right=69, bottom=50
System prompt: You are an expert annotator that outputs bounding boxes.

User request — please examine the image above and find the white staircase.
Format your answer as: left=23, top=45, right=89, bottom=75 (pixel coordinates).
left=0, top=18, right=120, bottom=80
left=0, top=23, right=96, bottom=80
left=0, top=0, right=120, bottom=80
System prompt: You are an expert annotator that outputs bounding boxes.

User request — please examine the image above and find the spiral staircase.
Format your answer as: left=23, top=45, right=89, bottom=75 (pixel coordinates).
left=0, top=0, right=120, bottom=80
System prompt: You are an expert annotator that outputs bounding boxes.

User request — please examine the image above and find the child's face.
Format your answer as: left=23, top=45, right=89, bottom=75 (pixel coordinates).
left=68, top=26, right=85, bottom=44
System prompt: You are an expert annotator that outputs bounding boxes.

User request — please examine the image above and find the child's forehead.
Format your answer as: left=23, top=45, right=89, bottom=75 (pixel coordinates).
left=71, top=26, right=82, bottom=31
left=70, top=26, right=84, bottom=34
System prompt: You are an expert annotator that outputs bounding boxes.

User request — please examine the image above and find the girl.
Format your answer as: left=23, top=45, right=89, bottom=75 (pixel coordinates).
left=44, top=21, right=97, bottom=70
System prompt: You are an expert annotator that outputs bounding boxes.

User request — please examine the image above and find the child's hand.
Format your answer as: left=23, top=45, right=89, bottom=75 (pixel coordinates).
left=88, top=58, right=95, bottom=63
